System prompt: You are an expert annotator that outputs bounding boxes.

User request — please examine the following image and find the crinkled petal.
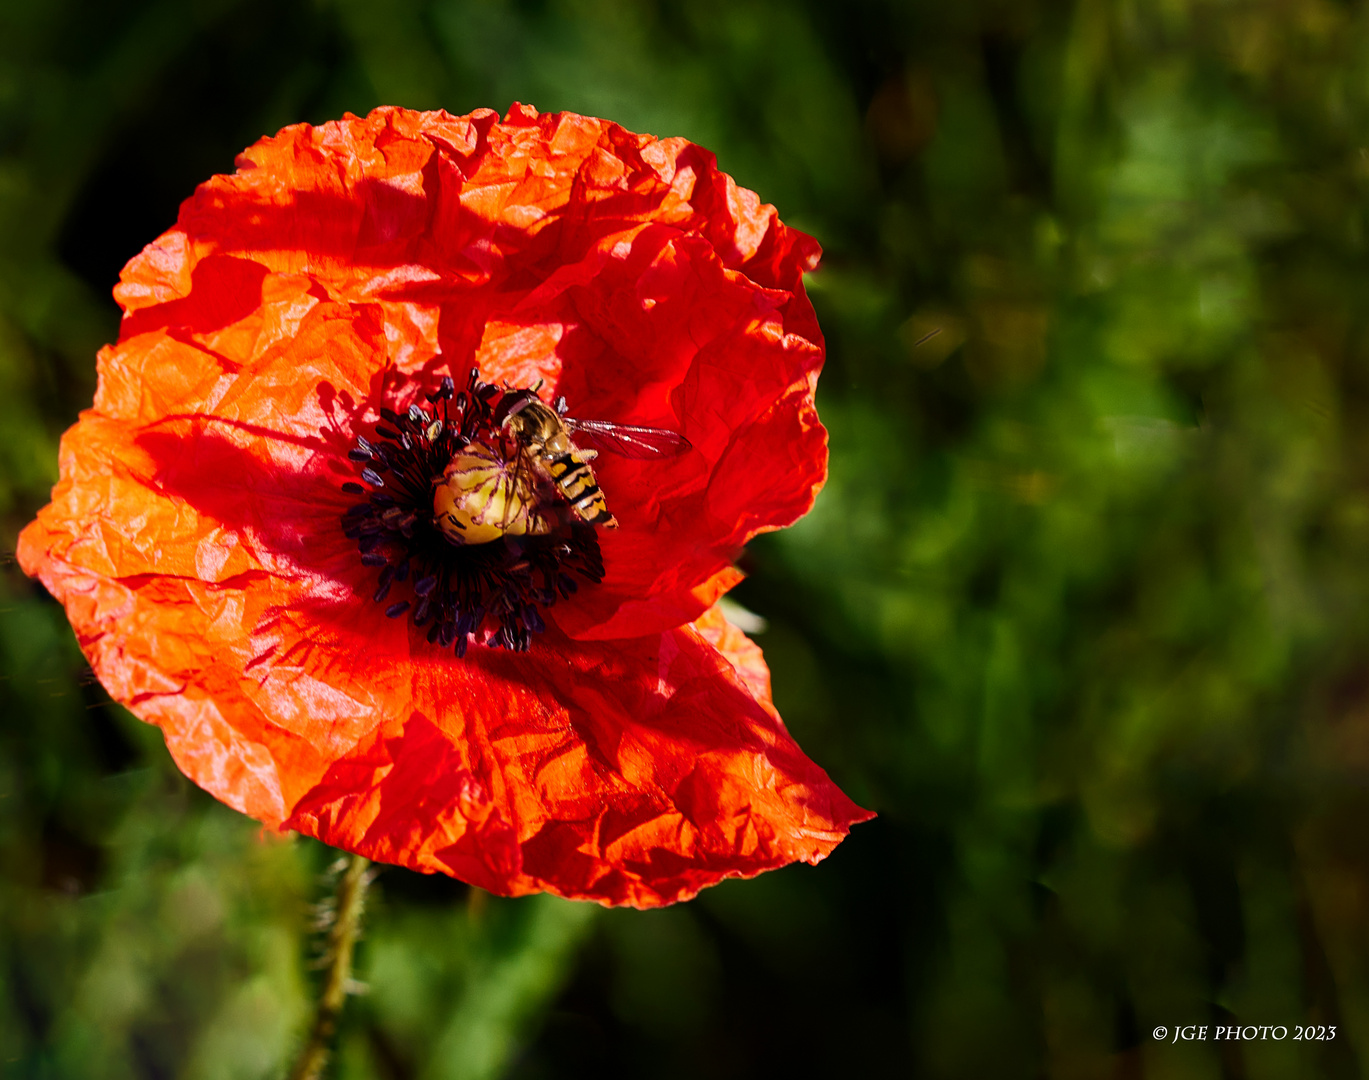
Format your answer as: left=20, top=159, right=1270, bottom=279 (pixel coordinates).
left=20, top=508, right=870, bottom=905
left=110, top=105, right=826, bottom=638
left=18, top=105, right=868, bottom=905
left=693, top=603, right=776, bottom=718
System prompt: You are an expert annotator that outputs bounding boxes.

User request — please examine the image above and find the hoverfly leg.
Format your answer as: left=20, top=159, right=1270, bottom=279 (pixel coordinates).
left=502, top=442, right=528, bottom=536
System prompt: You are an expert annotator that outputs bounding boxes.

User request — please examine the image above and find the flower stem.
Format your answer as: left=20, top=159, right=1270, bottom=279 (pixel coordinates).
left=287, top=854, right=372, bottom=1080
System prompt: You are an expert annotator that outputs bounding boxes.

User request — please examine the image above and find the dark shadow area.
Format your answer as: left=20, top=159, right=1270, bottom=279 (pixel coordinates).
left=56, top=0, right=353, bottom=298
left=509, top=816, right=921, bottom=1080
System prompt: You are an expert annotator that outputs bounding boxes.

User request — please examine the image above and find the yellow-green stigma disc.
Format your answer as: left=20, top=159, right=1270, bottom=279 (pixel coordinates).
left=433, top=442, right=543, bottom=545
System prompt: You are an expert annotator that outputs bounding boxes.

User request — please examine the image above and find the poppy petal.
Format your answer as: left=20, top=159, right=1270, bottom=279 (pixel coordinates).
left=285, top=614, right=869, bottom=908
left=19, top=106, right=869, bottom=904
left=21, top=504, right=870, bottom=906
left=109, top=105, right=827, bottom=639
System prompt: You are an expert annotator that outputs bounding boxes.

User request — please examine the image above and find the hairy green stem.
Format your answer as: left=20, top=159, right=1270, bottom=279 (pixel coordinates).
left=286, top=854, right=371, bottom=1080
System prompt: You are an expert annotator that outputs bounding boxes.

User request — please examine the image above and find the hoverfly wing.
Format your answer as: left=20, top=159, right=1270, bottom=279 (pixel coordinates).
left=564, top=418, right=691, bottom=460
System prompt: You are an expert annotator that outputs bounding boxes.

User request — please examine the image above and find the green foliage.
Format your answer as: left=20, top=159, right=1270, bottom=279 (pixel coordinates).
left=5, top=0, right=1369, bottom=1076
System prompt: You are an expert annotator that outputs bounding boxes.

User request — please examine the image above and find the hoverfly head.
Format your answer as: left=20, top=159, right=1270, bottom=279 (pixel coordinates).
left=493, top=388, right=541, bottom=429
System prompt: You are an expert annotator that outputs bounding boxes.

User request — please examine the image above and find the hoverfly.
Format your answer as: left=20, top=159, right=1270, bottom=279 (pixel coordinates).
left=496, top=389, right=691, bottom=527
left=433, top=388, right=690, bottom=545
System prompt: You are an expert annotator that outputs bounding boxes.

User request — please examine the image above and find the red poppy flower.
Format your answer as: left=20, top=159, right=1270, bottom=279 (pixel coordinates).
left=18, top=105, right=871, bottom=907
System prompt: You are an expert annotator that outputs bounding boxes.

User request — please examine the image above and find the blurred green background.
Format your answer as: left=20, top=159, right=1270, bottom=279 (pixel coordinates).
left=4, top=0, right=1369, bottom=1076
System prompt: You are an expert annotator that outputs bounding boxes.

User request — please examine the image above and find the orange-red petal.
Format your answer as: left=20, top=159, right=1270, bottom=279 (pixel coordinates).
left=110, top=105, right=826, bottom=638
left=21, top=492, right=870, bottom=905
left=18, top=106, right=869, bottom=905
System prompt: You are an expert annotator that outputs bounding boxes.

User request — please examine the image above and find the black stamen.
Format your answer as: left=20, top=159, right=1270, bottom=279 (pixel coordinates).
left=343, top=369, right=607, bottom=655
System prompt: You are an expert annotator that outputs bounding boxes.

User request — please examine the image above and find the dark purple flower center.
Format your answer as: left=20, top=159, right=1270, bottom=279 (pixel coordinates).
left=341, top=370, right=604, bottom=655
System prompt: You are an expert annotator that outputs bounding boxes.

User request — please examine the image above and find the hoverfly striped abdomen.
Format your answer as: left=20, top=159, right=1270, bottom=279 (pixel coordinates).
left=483, top=386, right=691, bottom=534
left=544, top=450, right=617, bottom=528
